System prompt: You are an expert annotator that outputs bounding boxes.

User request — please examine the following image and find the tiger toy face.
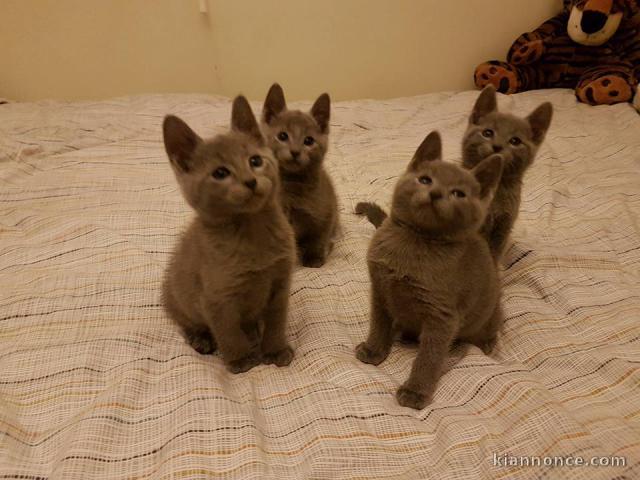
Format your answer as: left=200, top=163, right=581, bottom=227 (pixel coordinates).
left=565, top=0, right=638, bottom=46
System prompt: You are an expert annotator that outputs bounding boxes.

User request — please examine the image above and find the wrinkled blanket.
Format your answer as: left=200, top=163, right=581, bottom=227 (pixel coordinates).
left=1, top=90, right=639, bottom=479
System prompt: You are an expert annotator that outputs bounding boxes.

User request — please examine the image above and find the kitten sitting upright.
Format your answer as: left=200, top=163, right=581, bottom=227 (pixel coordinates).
left=356, top=86, right=552, bottom=262
left=462, top=85, right=552, bottom=260
left=261, top=83, right=338, bottom=268
left=355, top=132, right=504, bottom=410
left=162, top=96, right=296, bottom=374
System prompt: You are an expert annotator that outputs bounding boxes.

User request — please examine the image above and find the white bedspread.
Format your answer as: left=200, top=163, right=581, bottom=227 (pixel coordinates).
left=1, top=90, right=639, bottom=479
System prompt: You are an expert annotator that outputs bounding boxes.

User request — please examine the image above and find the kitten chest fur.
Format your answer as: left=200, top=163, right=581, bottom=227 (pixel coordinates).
left=166, top=201, right=295, bottom=325
left=369, top=220, right=499, bottom=336
left=482, top=178, right=522, bottom=234
left=280, top=169, right=337, bottom=235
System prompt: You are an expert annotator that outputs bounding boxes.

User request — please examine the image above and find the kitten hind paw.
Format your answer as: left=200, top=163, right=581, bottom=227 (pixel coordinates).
left=226, top=352, right=261, bottom=374
left=262, top=345, right=294, bottom=367
left=396, top=386, right=428, bottom=410
left=355, top=342, right=389, bottom=366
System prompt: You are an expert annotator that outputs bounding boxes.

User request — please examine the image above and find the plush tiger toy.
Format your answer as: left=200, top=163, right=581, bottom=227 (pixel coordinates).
left=474, top=0, right=640, bottom=106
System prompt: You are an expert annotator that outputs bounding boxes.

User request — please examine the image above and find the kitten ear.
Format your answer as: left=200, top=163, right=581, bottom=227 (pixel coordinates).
left=163, top=115, right=202, bottom=173
left=527, top=102, right=553, bottom=145
left=262, top=83, right=287, bottom=124
left=408, top=131, right=442, bottom=171
left=311, top=93, right=331, bottom=133
left=473, top=154, right=504, bottom=198
left=231, top=95, right=263, bottom=143
left=470, top=85, right=497, bottom=124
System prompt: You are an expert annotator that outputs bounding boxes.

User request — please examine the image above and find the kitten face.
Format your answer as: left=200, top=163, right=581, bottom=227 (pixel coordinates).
left=261, top=83, right=330, bottom=174
left=464, top=113, right=536, bottom=176
left=392, top=131, right=503, bottom=236
left=463, top=86, right=553, bottom=178
left=163, top=96, right=278, bottom=218
left=178, top=135, right=277, bottom=215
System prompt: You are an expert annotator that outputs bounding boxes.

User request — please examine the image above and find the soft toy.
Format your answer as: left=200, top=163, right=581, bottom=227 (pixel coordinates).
left=474, top=0, right=640, bottom=106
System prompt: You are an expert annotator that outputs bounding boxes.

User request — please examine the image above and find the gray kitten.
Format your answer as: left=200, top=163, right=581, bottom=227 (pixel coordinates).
left=356, top=86, right=552, bottom=261
left=162, top=95, right=296, bottom=374
left=462, top=85, right=552, bottom=260
left=261, top=83, right=338, bottom=268
left=355, top=131, right=504, bottom=410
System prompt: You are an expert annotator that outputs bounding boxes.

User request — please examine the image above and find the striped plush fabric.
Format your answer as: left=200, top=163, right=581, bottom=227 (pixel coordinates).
left=1, top=90, right=639, bottom=479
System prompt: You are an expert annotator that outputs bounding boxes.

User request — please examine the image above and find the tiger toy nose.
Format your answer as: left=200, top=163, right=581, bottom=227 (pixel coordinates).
left=581, top=10, right=608, bottom=34
left=245, top=178, right=257, bottom=191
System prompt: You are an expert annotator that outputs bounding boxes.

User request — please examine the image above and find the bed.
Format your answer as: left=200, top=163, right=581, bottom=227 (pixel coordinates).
left=1, top=90, right=639, bottom=479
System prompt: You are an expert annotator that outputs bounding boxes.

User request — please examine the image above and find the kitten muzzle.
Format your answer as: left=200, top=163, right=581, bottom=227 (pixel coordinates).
left=282, top=156, right=308, bottom=172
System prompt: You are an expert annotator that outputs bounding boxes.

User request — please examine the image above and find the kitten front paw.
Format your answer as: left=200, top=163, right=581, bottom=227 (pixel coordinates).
left=226, top=352, right=261, bottom=374
left=396, top=386, right=428, bottom=410
left=481, top=336, right=497, bottom=355
left=355, top=342, right=388, bottom=366
left=262, top=345, right=294, bottom=367
left=187, top=332, right=217, bottom=355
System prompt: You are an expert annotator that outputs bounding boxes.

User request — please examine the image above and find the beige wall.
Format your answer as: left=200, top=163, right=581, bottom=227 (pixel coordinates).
left=1, top=0, right=559, bottom=102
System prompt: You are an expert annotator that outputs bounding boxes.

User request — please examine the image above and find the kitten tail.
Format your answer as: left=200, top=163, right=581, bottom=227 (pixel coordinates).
left=355, top=202, right=388, bottom=228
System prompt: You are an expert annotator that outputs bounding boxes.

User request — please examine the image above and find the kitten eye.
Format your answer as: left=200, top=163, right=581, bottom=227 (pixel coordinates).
left=212, top=167, right=230, bottom=180
left=509, top=136, right=522, bottom=146
left=451, top=189, right=466, bottom=198
left=249, top=155, right=263, bottom=168
left=482, top=129, right=494, bottom=139
left=304, top=136, right=315, bottom=146
left=277, top=131, right=289, bottom=142
left=419, top=176, right=432, bottom=185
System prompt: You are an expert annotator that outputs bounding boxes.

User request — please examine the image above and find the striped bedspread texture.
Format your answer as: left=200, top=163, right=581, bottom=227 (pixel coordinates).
left=1, top=90, right=639, bottom=479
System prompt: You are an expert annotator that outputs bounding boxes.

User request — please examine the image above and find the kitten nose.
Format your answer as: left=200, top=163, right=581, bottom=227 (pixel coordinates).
left=492, top=144, right=503, bottom=153
left=244, top=178, right=257, bottom=191
left=291, top=150, right=300, bottom=160
left=430, top=190, right=443, bottom=201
